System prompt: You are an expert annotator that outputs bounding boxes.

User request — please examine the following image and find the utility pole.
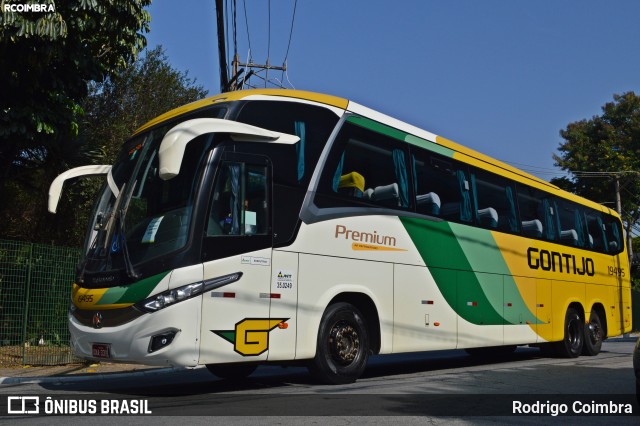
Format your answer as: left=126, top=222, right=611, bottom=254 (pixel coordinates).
left=214, top=0, right=287, bottom=92
left=215, top=0, right=229, bottom=93
left=615, top=177, right=634, bottom=262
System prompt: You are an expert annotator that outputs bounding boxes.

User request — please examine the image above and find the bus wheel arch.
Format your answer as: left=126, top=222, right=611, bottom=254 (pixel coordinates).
left=326, top=292, right=381, bottom=354
left=582, top=304, right=606, bottom=356
left=309, top=298, right=374, bottom=384
left=553, top=303, right=585, bottom=358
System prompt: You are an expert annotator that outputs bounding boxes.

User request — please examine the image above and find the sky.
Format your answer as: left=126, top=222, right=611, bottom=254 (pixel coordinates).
left=144, top=0, right=640, bottom=183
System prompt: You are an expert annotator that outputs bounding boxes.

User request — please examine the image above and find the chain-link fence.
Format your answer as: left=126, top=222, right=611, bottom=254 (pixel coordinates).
left=0, top=239, right=82, bottom=366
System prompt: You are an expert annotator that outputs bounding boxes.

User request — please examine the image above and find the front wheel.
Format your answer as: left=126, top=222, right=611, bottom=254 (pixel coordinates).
left=582, top=311, right=603, bottom=356
left=553, top=307, right=584, bottom=358
left=309, top=302, right=370, bottom=385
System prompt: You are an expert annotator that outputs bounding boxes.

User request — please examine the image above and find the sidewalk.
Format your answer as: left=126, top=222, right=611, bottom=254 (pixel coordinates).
left=0, top=362, right=161, bottom=381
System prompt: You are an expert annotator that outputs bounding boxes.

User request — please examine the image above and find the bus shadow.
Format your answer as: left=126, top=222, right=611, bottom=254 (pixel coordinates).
left=38, top=347, right=545, bottom=397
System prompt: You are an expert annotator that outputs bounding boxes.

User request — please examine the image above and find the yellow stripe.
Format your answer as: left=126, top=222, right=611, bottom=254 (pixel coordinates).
left=133, top=89, right=349, bottom=135
left=71, top=284, right=134, bottom=310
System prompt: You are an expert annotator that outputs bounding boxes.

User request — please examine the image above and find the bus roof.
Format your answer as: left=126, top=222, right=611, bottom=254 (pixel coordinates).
left=133, top=88, right=617, bottom=217
left=133, top=89, right=349, bottom=135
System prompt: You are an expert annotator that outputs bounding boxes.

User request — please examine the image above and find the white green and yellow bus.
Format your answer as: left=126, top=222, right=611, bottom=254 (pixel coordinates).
left=49, top=89, right=632, bottom=384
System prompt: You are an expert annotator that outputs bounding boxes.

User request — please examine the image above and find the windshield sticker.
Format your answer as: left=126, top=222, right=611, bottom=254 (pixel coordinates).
left=240, top=256, right=271, bottom=266
left=142, top=216, right=164, bottom=244
left=245, top=210, right=257, bottom=234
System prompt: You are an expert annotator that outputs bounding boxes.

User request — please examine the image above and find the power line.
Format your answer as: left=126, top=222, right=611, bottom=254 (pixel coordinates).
left=283, top=0, right=298, bottom=64
left=242, top=0, right=252, bottom=60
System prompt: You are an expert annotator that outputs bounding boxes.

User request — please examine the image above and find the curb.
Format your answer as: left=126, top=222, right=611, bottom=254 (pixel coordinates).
left=0, top=366, right=180, bottom=385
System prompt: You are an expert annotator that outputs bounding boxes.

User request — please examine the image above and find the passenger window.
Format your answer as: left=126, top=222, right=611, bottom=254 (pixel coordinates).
left=236, top=101, right=340, bottom=187
left=602, top=215, right=623, bottom=254
left=319, top=121, right=411, bottom=209
left=517, top=186, right=556, bottom=241
left=555, top=199, right=588, bottom=247
left=471, top=169, right=518, bottom=232
left=585, top=211, right=606, bottom=251
left=207, top=162, right=269, bottom=236
left=412, top=151, right=471, bottom=222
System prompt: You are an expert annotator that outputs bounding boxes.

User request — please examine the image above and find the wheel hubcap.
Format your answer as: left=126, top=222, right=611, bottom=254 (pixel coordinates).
left=587, top=321, right=601, bottom=345
left=328, top=320, right=360, bottom=365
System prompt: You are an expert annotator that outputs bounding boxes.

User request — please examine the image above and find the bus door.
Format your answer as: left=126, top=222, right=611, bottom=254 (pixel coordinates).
left=267, top=250, right=298, bottom=361
left=199, top=152, right=276, bottom=364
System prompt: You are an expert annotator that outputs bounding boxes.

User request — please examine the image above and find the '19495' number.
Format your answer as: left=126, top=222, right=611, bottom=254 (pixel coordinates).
left=608, top=266, right=625, bottom=277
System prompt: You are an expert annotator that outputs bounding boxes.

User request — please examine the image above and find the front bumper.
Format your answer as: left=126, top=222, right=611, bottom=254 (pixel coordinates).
left=69, top=295, right=202, bottom=367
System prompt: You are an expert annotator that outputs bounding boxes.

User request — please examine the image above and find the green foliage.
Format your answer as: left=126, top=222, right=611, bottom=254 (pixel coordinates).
left=81, top=45, right=209, bottom=164
left=0, top=0, right=151, bottom=217
left=0, top=44, right=208, bottom=246
left=552, top=92, right=640, bottom=257
left=0, top=0, right=151, bottom=244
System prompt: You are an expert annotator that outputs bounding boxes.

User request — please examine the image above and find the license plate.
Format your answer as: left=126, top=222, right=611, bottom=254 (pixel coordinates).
left=92, top=343, right=111, bottom=359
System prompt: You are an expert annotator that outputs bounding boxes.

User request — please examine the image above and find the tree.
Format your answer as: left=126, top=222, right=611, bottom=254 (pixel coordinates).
left=553, top=92, right=640, bottom=263
left=33, top=46, right=208, bottom=246
left=81, top=46, right=209, bottom=164
left=0, top=0, right=152, bottom=220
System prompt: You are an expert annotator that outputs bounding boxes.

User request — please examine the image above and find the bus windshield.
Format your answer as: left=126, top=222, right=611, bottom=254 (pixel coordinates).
left=81, top=124, right=210, bottom=280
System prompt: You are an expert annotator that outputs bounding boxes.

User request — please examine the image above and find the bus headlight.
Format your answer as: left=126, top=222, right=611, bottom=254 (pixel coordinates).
left=136, top=272, right=243, bottom=313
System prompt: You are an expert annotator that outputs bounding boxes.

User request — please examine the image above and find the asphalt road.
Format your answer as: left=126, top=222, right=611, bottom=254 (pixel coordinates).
left=0, top=339, right=637, bottom=425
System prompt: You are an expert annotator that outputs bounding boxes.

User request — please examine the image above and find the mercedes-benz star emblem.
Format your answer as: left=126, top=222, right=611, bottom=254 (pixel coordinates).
left=92, top=312, right=103, bottom=329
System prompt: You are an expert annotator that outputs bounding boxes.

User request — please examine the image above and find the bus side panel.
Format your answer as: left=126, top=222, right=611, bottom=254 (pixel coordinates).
left=551, top=279, right=585, bottom=342
left=585, top=281, right=610, bottom=326
left=268, top=250, right=299, bottom=361
left=199, top=248, right=272, bottom=365
left=504, top=275, right=539, bottom=345
left=623, top=284, right=632, bottom=333
left=296, top=253, right=393, bottom=360
left=535, top=278, right=553, bottom=343
left=456, top=271, right=504, bottom=349
left=393, top=264, right=457, bottom=352
left=617, top=280, right=633, bottom=335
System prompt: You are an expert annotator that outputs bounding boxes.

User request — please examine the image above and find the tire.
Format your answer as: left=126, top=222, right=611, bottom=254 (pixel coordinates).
left=205, top=362, right=257, bottom=380
left=309, top=302, right=370, bottom=385
left=582, top=311, right=603, bottom=356
left=553, top=307, right=584, bottom=358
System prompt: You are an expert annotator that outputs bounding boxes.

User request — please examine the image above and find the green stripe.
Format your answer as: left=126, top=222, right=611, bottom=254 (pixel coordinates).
left=346, top=115, right=454, bottom=157
left=97, top=271, right=170, bottom=305
left=405, top=134, right=454, bottom=158
left=400, top=217, right=542, bottom=326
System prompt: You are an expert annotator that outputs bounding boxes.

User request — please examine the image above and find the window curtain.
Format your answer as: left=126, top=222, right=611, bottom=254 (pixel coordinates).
left=470, top=174, right=479, bottom=223
left=392, top=149, right=409, bottom=207
left=457, top=170, right=472, bottom=222
left=542, top=198, right=556, bottom=241
left=294, top=121, right=306, bottom=183
left=574, top=209, right=586, bottom=247
left=597, top=216, right=608, bottom=253
left=505, top=186, right=518, bottom=232
left=229, top=164, right=241, bottom=235
left=332, top=153, right=345, bottom=192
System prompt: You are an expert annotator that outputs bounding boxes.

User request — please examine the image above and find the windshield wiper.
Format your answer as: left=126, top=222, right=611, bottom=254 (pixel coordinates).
left=115, top=206, right=140, bottom=280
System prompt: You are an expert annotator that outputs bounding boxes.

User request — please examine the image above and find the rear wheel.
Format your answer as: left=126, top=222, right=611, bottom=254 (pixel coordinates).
left=553, top=307, right=584, bottom=358
left=309, top=302, right=369, bottom=385
left=206, top=363, right=257, bottom=380
left=582, top=311, right=603, bottom=356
